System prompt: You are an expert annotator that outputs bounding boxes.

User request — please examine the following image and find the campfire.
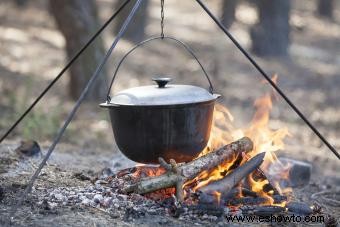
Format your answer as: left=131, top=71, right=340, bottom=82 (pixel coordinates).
left=110, top=79, right=314, bottom=217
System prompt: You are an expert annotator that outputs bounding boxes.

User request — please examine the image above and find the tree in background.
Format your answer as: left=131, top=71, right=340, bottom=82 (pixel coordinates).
left=317, top=0, right=334, bottom=19
left=113, top=0, right=149, bottom=43
left=14, top=0, right=28, bottom=7
left=49, top=0, right=107, bottom=101
left=221, top=0, right=237, bottom=29
left=250, top=0, right=291, bottom=57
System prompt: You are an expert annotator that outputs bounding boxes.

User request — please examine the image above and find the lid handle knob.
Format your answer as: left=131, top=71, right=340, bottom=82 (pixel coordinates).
left=152, top=77, right=172, bottom=88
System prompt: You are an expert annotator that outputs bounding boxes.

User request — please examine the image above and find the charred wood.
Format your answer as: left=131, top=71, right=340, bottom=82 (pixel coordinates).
left=198, top=190, right=286, bottom=207
left=198, top=187, right=258, bottom=205
left=243, top=154, right=280, bottom=195
left=241, top=188, right=258, bottom=198
left=225, top=195, right=287, bottom=206
left=186, top=204, right=224, bottom=217
left=241, top=205, right=286, bottom=216
left=123, top=137, right=253, bottom=199
left=199, top=152, right=266, bottom=195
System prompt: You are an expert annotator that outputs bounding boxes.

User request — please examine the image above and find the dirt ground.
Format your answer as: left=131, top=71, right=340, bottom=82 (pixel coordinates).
left=0, top=0, right=339, bottom=226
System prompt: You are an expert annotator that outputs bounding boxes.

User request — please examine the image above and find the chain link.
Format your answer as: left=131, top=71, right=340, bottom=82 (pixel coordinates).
left=160, top=0, right=164, bottom=38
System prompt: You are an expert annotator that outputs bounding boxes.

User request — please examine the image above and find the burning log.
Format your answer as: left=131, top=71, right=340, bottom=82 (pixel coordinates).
left=123, top=137, right=253, bottom=200
left=242, top=154, right=280, bottom=195
left=198, top=189, right=287, bottom=206
left=221, top=187, right=258, bottom=200
left=225, top=195, right=287, bottom=206
left=198, top=187, right=258, bottom=204
left=198, top=152, right=266, bottom=195
left=241, top=188, right=259, bottom=198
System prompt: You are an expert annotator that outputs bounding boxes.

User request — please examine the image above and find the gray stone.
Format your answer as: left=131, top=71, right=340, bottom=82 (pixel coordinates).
left=286, top=202, right=313, bottom=215
left=269, top=157, right=312, bottom=188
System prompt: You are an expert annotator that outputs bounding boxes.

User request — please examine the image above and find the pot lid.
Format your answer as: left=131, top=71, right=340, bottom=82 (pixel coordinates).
left=107, top=77, right=219, bottom=106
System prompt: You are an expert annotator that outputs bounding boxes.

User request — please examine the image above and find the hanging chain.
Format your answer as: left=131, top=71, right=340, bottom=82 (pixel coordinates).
left=160, top=0, right=164, bottom=38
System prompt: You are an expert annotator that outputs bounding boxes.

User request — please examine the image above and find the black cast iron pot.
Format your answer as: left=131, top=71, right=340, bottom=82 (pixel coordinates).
left=100, top=36, right=220, bottom=164
left=100, top=77, right=220, bottom=164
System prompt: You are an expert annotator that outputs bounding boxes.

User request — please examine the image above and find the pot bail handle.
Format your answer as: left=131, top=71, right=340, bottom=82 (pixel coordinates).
left=105, top=36, right=214, bottom=102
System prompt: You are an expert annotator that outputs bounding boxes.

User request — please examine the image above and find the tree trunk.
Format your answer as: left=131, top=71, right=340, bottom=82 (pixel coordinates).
left=221, top=0, right=237, bottom=29
left=49, top=0, right=107, bottom=101
left=250, top=0, right=291, bottom=57
left=317, top=0, right=334, bottom=19
left=113, top=0, right=149, bottom=43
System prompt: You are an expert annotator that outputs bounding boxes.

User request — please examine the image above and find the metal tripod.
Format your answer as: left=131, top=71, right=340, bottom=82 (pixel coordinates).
left=5, top=0, right=339, bottom=221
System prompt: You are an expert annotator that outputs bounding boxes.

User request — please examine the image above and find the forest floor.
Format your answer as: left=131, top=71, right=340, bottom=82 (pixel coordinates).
left=0, top=0, right=339, bottom=226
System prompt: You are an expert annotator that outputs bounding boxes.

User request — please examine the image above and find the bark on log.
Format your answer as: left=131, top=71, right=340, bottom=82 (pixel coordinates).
left=199, top=152, right=266, bottom=195
left=123, top=137, right=253, bottom=195
left=182, top=137, right=253, bottom=179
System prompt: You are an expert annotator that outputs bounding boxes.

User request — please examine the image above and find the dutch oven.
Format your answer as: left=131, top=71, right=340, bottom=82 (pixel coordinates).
left=100, top=36, right=221, bottom=164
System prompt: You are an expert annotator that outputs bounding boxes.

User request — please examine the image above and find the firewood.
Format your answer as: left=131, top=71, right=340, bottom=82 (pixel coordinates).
left=181, top=137, right=253, bottom=179
left=198, top=152, right=266, bottom=195
left=123, top=137, right=253, bottom=199
left=225, top=195, right=287, bottom=206
left=198, top=190, right=287, bottom=206
left=243, top=153, right=280, bottom=195
left=241, top=188, right=258, bottom=197
left=186, top=204, right=224, bottom=217
left=198, top=187, right=258, bottom=205
left=241, top=205, right=286, bottom=215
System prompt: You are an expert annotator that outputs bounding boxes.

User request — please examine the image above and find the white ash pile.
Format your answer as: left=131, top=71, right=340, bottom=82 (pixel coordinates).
left=33, top=170, right=232, bottom=224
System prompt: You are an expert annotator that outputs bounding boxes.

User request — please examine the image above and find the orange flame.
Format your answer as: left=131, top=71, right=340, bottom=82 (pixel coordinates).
left=185, top=75, right=292, bottom=206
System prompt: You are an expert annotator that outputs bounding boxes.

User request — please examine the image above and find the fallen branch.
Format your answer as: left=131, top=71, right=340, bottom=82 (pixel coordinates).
left=123, top=137, right=253, bottom=200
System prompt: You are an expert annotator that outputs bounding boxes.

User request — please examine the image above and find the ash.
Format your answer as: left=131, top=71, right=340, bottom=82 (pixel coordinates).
left=35, top=174, right=231, bottom=225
